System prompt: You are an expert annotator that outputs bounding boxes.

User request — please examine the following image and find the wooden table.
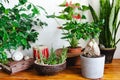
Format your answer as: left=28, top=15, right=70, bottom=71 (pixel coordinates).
left=0, top=59, right=120, bottom=80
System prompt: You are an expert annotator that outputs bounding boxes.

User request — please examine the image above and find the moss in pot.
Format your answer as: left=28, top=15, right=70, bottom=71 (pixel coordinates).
left=34, top=47, right=67, bottom=75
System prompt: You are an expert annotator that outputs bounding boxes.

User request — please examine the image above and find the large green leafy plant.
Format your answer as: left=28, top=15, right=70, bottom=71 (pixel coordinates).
left=48, top=1, right=102, bottom=48
left=0, top=0, right=47, bottom=63
left=48, top=1, right=89, bottom=48
left=89, top=0, right=120, bottom=48
left=61, top=21, right=102, bottom=48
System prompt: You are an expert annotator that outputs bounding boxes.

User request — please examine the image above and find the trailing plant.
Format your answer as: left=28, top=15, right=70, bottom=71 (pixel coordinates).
left=0, top=0, right=47, bottom=63
left=37, top=47, right=67, bottom=65
left=89, top=0, right=120, bottom=48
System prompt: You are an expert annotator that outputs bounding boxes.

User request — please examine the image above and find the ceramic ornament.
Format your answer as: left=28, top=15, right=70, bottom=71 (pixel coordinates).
left=12, top=51, right=23, bottom=61
left=84, top=39, right=100, bottom=56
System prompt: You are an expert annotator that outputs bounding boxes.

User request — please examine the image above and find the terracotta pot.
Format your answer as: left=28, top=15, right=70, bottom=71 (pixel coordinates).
left=34, top=60, right=66, bottom=75
left=100, top=48, right=116, bottom=64
left=68, top=47, right=82, bottom=54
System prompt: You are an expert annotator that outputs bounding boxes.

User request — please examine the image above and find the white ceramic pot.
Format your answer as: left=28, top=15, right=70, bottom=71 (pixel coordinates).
left=80, top=55, right=105, bottom=79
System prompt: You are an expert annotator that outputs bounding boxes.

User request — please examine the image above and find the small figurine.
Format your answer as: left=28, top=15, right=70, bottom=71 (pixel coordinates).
left=12, top=51, right=23, bottom=61
left=83, top=39, right=100, bottom=57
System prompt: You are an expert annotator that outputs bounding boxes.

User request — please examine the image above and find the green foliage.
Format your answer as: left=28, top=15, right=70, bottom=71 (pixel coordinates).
left=48, top=1, right=90, bottom=48
left=58, top=47, right=67, bottom=63
left=19, top=0, right=27, bottom=4
left=0, top=0, right=47, bottom=63
left=39, top=48, right=67, bottom=65
left=0, top=51, right=7, bottom=64
left=89, top=0, right=120, bottom=48
left=48, top=1, right=102, bottom=48
left=47, top=1, right=89, bottom=20
left=61, top=21, right=103, bottom=48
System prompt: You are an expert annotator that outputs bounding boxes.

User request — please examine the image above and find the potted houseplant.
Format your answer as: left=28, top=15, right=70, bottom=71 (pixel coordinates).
left=0, top=0, right=47, bottom=63
left=48, top=1, right=103, bottom=66
left=48, top=1, right=89, bottom=54
left=79, top=21, right=105, bottom=79
left=34, top=47, right=67, bottom=75
left=80, top=39, right=105, bottom=79
left=89, top=0, right=120, bottom=63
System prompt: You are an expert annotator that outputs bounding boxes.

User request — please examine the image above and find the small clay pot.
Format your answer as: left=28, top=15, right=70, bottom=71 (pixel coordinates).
left=34, top=60, right=66, bottom=75
left=68, top=47, right=82, bottom=54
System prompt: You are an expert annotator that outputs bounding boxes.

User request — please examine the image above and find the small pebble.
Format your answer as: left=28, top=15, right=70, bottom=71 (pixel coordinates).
left=24, top=56, right=30, bottom=60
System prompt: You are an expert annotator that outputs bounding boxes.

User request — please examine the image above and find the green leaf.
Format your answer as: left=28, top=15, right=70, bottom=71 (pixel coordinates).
left=21, top=13, right=29, bottom=18
left=56, top=14, right=68, bottom=19
left=32, top=6, right=39, bottom=14
left=59, top=47, right=67, bottom=63
left=19, top=8, right=27, bottom=11
left=3, top=33, right=8, bottom=41
left=27, top=4, right=31, bottom=10
left=19, top=0, right=27, bottom=4
left=82, top=5, right=89, bottom=11
left=12, top=21, right=19, bottom=27
left=89, top=5, right=99, bottom=22
left=81, top=15, right=86, bottom=19
left=37, top=6, right=47, bottom=14
left=4, top=9, right=9, bottom=14
left=59, top=0, right=66, bottom=7
left=21, top=39, right=27, bottom=46
left=75, top=3, right=80, bottom=7
left=47, top=14, right=56, bottom=18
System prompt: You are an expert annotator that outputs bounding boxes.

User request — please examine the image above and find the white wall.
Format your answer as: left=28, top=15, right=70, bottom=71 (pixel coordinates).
left=3, top=0, right=120, bottom=58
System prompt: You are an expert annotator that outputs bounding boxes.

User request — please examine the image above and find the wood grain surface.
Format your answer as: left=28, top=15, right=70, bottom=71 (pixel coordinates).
left=0, top=59, right=120, bottom=80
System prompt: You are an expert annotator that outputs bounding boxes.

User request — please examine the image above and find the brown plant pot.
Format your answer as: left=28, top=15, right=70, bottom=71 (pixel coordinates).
left=66, top=56, right=81, bottom=66
left=68, top=47, right=82, bottom=54
left=34, top=60, right=66, bottom=75
left=100, top=48, right=116, bottom=64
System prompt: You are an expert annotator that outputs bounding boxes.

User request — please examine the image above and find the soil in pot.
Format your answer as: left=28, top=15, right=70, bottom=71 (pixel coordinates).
left=34, top=60, right=66, bottom=75
left=100, top=48, right=116, bottom=64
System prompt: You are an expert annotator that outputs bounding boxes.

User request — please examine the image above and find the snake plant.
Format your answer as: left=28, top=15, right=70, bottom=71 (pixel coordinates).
left=89, top=0, right=120, bottom=48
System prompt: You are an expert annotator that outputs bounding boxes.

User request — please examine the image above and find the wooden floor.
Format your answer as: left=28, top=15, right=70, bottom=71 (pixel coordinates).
left=0, top=59, right=120, bottom=80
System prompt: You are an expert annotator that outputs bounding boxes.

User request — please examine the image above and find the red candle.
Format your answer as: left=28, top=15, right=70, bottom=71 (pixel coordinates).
left=33, top=46, right=40, bottom=59
left=38, top=45, right=49, bottom=59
